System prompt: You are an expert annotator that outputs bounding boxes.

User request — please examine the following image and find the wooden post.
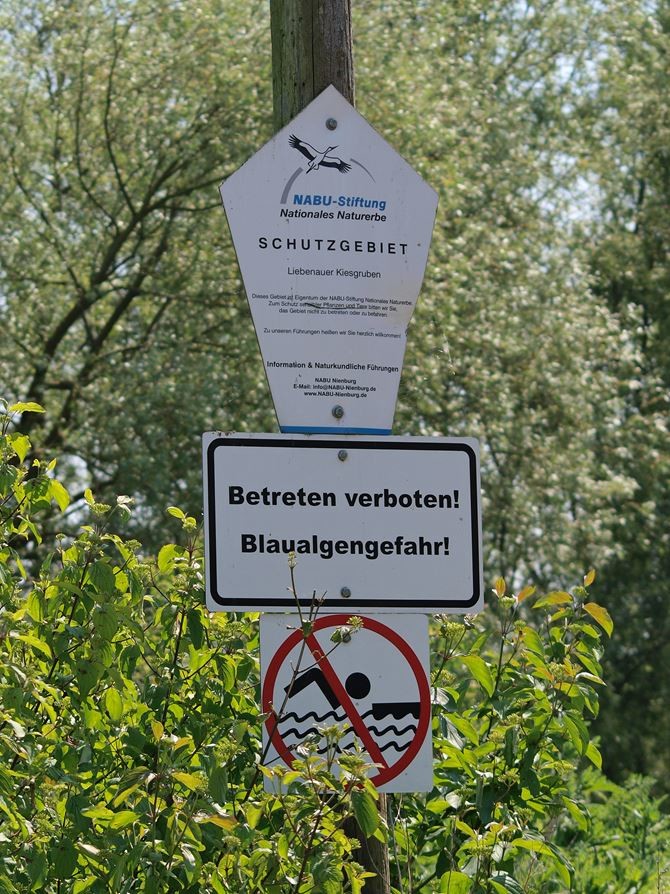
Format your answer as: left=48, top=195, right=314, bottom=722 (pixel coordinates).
left=270, top=0, right=355, bottom=132
left=269, top=6, right=390, bottom=890
left=342, top=802, right=392, bottom=894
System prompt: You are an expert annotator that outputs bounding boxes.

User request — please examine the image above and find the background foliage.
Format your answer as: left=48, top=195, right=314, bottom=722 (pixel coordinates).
left=1, top=0, right=669, bottom=887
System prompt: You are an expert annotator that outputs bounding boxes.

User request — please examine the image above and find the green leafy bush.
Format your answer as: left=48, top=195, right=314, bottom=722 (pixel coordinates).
left=0, top=400, right=628, bottom=893
left=386, top=575, right=612, bottom=892
left=541, top=772, right=670, bottom=894
left=0, top=401, right=377, bottom=893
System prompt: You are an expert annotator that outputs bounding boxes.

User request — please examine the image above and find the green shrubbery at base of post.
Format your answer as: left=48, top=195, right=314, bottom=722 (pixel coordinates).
left=1, top=399, right=665, bottom=893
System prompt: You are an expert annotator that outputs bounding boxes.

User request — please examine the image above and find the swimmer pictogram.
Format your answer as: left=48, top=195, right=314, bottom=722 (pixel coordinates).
left=261, top=614, right=432, bottom=791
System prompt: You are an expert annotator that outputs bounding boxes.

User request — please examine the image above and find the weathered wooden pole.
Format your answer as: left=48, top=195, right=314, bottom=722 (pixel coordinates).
left=271, top=0, right=355, bottom=131
left=269, top=5, right=391, bottom=891
left=342, top=800, right=392, bottom=894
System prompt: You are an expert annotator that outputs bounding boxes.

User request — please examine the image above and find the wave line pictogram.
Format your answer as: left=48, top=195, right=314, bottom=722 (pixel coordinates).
left=279, top=709, right=347, bottom=724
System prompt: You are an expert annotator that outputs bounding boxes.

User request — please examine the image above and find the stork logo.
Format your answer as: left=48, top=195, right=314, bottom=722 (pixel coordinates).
left=280, top=133, right=376, bottom=204
left=289, top=134, right=352, bottom=174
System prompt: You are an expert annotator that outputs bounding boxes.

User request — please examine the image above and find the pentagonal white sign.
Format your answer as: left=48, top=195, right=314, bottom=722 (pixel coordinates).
left=220, top=86, right=438, bottom=434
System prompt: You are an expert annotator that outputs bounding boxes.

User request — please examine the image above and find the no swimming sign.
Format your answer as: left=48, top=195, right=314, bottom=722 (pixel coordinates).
left=260, top=614, right=432, bottom=793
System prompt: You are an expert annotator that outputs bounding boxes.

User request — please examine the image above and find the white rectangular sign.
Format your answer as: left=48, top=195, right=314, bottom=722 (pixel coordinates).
left=260, top=613, right=433, bottom=793
left=203, top=433, right=483, bottom=613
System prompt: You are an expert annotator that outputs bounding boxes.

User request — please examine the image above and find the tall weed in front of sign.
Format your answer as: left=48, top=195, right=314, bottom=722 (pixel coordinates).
left=0, top=399, right=657, bottom=893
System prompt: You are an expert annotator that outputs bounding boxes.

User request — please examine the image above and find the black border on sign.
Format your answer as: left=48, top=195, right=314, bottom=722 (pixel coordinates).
left=205, top=436, right=482, bottom=610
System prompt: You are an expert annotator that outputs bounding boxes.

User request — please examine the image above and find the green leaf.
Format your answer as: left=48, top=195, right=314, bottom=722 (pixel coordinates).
left=504, top=726, right=518, bottom=766
left=562, top=796, right=588, bottom=831
left=534, top=591, right=572, bottom=608
left=48, top=479, right=70, bottom=511
left=151, top=720, right=164, bottom=741
left=460, top=655, right=495, bottom=697
left=439, top=871, right=472, bottom=893
left=89, top=560, right=116, bottom=596
left=17, top=633, right=52, bottom=659
left=577, top=670, right=605, bottom=686
left=158, top=543, right=183, bottom=572
left=351, top=789, right=379, bottom=837
left=55, top=580, right=85, bottom=600
left=455, top=819, right=477, bottom=839
left=9, top=433, right=31, bottom=463
left=50, top=839, right=77, bottom=879
left=172, top=771, right=203, bottom=791
left=582, top=602, right=613, bottom=636
left=448, top=713, right=480, bottom=744
left=74, top=659, right=103, bottom=698
left=25, top=590, right=45, bottom=622
left=187, top=607, right=204, bottom=650
left=112, top=782, right=142, bottom=808
left=521, top=626, right=545, bottom=656
left=585, top=741, right=602, bottom=768
left=82, top=806, right=115, bottom=822
left=510, top=836, right=573, bottom=886
left=511, top=837, right=554, bottom=857
left=441, top=717, right=464, bottom=748
left=108, top=810, right=139, bottom=830
left=476, top=781, right=495, bottom=824
left=8, top=402, right=45, bottom=415
left=311, top=852, right=342, bottom=893
left=220, top=655, right=236, bottom=692
left=92, top=604, right=119, bottom=639
left=198, top=814, right=236, bottom=830
left=103, top=688, right=123, bottom=722
left=489, top=872, right=525, bottom=894
left=7, top=718, right=26, bottom=739
left=344, top=863, right=376, bottom=894
left=517, top=585, right=536, bottom=603
left=26, top=850, right=47, bottom=888
left=245, top=803, right=263, bottom=829
left=564, top=715, right=589, bottom=755
left=208, top=766, right=228, bottom=803
left=426, top=795, right=461, bottom=813
left=0, top=876, right=19, bottom=894
left=277, top=832, right=289, bottom=859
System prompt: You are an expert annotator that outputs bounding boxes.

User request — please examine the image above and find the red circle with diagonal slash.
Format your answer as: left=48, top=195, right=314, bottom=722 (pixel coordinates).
left=262, top=614, right=431, bottom=787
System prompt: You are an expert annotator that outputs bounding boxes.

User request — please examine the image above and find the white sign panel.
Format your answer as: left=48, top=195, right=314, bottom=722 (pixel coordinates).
left=261, top=613, right=432, bottom=792
left=220, top=86, right=438, bottom=435
left=203, top=433, right=483, bottom=613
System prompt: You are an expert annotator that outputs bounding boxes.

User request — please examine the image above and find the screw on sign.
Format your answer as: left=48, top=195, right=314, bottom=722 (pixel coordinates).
left=260, top=614, right=432, bottom=792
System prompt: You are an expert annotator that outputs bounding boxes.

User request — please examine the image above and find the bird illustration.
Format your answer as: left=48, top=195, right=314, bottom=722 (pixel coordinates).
left=289, top=134, right=352, bottom=173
